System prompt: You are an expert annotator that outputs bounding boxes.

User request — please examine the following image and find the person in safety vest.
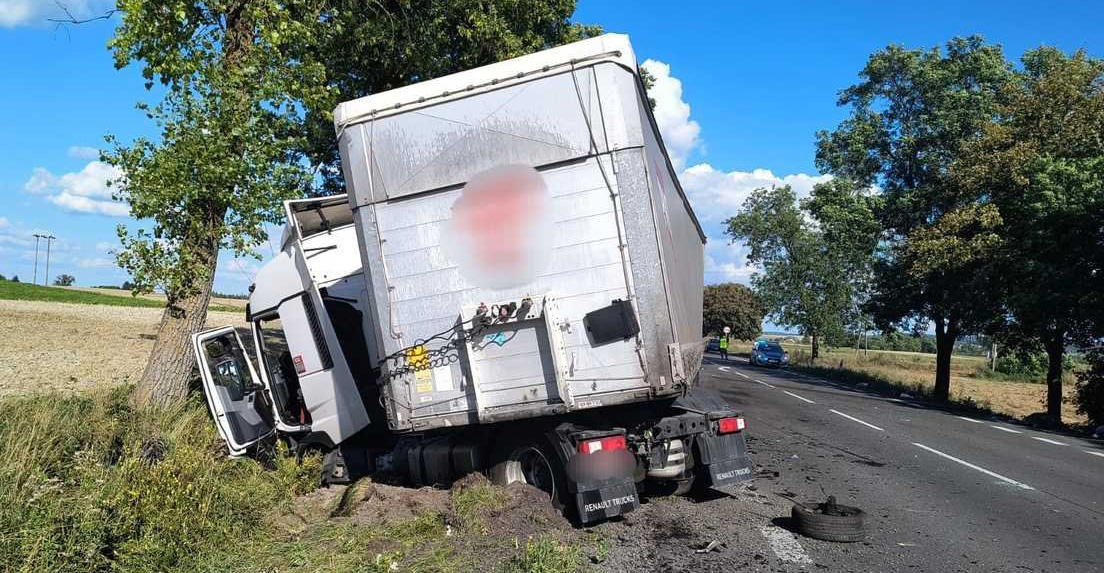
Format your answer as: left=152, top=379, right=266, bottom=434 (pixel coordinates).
left=719, top=335, right=729, bottom=362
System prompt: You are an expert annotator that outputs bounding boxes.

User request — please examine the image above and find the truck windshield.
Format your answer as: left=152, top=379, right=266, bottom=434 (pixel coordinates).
left=255, top=315, right=308, bottom=425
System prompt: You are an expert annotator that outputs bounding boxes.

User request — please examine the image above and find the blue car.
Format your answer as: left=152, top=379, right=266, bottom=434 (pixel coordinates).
left=750, top=340, right=789, bottom=367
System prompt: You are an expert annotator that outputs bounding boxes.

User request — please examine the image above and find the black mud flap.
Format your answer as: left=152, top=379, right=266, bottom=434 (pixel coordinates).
left=573, top=479, right=640, bottom=524
left=695, top=432, right=753, bottom=489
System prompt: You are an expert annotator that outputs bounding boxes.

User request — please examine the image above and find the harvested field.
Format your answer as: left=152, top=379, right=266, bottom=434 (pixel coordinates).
left=0, top=299, right=246, bottom=396
left=67, top=286, right=248, bottom=309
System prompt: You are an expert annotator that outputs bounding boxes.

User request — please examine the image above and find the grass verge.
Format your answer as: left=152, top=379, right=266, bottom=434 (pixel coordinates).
left=0, top=280, right=240, bottom=313
left=0, top=388, right=596, bottom=573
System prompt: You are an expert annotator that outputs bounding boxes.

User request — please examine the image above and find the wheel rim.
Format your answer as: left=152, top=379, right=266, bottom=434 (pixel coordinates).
left=504, top=446, right=556, bottom=500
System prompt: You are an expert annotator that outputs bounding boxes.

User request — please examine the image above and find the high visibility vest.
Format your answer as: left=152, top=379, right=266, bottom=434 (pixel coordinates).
left=719, top=337, right=728, bottom=350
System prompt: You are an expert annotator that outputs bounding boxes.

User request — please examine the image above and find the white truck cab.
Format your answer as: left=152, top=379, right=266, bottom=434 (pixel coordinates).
left=193, top=195, right=372, bottom=455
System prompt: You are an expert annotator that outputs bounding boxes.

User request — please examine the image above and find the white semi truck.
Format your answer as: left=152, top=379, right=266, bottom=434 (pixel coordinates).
left=193, top=34, right=752, bottom=524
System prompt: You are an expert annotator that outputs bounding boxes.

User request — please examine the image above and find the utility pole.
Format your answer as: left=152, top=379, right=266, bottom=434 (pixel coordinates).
left=43, top=234, right=56, bottom=286
left=32, top=234, right=42, bottom=285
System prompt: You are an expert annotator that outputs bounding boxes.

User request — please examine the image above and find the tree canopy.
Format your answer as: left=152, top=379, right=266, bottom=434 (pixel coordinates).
left=725, top=183, right=877, bottom=358
left=815, top=36, right=1012, bottom=400
left=956, top=47, right=1104, bottom=419
left=703, top=283, right=763, bottom=340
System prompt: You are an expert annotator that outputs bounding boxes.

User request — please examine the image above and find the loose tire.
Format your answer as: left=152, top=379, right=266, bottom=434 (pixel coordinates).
left=791, top=502, right=866, bottom=543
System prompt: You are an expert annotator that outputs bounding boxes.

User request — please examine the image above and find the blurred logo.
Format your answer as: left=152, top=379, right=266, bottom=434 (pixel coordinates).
left=442, top=165, right=553, bottom=289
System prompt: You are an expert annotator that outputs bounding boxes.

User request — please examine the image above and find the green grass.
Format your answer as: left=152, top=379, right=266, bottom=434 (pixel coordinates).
left=499, top=537, right=583, bottom=573
left=0, top=388, right=595, bottom=573
left=451, top=479, right=508, bottom=531
left=0, top=280, right=240, bottom=313
left=0, top=387, right=320, bottom=573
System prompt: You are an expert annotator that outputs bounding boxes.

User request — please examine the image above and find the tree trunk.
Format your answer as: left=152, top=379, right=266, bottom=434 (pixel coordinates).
left=933, top=317, right=958, bottom=402
left=1043, top=331, right=1065, bottom=421
left=811, top=334, right=820, bottom=361
left=132, top=219, right=220, bottom=409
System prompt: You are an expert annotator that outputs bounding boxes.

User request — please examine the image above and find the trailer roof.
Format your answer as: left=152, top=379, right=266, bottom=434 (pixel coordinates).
left=333, top=34, right=638, bottom=130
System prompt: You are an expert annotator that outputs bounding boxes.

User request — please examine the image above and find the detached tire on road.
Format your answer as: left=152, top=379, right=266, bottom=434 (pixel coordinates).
left=791, top=501, right=866, bottom=543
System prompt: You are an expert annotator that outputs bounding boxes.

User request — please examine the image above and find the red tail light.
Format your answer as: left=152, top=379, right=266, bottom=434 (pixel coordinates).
left=578, top=435, right=627, bottom=454
left=718, top=417, right=746, bottom=434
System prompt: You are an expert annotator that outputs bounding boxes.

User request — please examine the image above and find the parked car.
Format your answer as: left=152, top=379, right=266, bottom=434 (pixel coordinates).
left=750, top=340, right=789, bottom=367
left=706, top=337, right=721, bottom=353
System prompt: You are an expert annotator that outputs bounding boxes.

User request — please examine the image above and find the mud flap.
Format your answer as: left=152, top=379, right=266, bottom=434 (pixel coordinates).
left=695, top=432, right=753, bottom=488
left=573, top=479, right=640, bottom=524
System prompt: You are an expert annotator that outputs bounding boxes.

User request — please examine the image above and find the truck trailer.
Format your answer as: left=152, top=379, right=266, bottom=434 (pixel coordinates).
left=193, top=34, right=753, bottom=524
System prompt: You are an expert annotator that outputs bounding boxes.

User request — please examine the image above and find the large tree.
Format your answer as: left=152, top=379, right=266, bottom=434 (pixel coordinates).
left=726, top=184, right=876, bottom=359
left=703, top=283, right=764, bottom=341
left=815, top=37, right=1012, bottom=401
left=104, top=1, right=597, bottom=407
left=957, top=47, right=1104, bottom=420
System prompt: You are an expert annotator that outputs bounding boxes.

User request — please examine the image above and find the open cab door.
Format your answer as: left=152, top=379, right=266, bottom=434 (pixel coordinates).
left=193, top=326, right=275, bottom=456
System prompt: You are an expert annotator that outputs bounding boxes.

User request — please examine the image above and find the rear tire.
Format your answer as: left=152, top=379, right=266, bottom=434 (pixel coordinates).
left=488, top=439, right=568, bottom=511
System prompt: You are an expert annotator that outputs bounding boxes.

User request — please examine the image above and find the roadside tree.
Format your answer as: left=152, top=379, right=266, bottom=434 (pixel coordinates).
left=816, top=37, right=1012, bottom=401
left=703, top=283, right=764, bottom=340
left=53, top=274, right=76, bottom=287
left=957, top=47, right=1104, bottom=420
left=726, top=184, right=874, bottom=359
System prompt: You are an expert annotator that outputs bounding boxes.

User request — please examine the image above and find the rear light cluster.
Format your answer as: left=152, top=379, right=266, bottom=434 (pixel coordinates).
left=718, top=417, right=746, bottom=434
left=578, top=435, right=627, bottom=454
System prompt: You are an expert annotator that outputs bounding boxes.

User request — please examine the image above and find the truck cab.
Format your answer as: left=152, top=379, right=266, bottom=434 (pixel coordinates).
left=193, top=195, right=373, bottom=456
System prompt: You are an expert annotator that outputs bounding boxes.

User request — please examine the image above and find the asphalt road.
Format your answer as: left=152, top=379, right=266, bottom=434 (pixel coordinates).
left=701, top=353, right=1104, bottom=573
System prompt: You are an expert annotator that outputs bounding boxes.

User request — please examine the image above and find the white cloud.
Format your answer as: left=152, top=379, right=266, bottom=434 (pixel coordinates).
left=67, top=146, right=101, bottom=160
left=680, top=164, right=832, bottom=222
left=641, top=59, right=702, bottom=169
left=0, top=217, right=9, bottom=229
left=704, top=238, right=758, bottom=284
left=637, top=63, right=831, bottom=286
left=47, top=192, right=130, bottom=216
left=218, top=258, right=262, bottom=283
left=22, top=161, right=128, bottom=216
left=23, top=167, right=56, bottom=194
left=77, top=257, right=115, bottom=269
left=94, top=241, right=116, bottom=252
left=0, top=0, right=113, bottom=28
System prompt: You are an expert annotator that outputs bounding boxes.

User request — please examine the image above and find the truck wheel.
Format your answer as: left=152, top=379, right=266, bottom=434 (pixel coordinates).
left=489, top=441, right=566, bottom=509
left=791, top=500, right=866, bottom=542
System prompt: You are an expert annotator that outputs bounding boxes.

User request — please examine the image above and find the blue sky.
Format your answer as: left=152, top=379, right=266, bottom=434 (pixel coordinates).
left=1, top=0, right=1101, bottom=294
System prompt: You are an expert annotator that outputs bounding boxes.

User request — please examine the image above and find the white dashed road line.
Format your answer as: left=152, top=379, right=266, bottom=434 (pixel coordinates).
left=990, top=425, right=1023, bottom=434
left=735, top=371, right=750, bottom=379
left=830, top=409, right=885, bottom=432
left=759, top=525, right=814, bottom=565
left=912, top=442, right=1034, bottom=490
left=718, top=366, right=731, bottom=372
left=1031, top=436, right=1067, bottom=446
left=754, top=379, right=776, bottom=389
left=782, top=390, right=816, bottom=404
left=957, top=416, right=984, bottom=424
left=1084, top=450, right=1104, bottom=459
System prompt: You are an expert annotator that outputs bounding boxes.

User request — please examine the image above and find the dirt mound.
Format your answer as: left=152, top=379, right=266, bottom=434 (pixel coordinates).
left=447, top=473, right=571, bottom=536
left=342, top=480, right=451, bottom=527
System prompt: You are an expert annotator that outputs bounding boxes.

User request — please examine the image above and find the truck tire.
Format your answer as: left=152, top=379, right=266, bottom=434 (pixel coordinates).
left=488, top=440, right=567, bottom=509
left=791, top=501, right=866, bottom=542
